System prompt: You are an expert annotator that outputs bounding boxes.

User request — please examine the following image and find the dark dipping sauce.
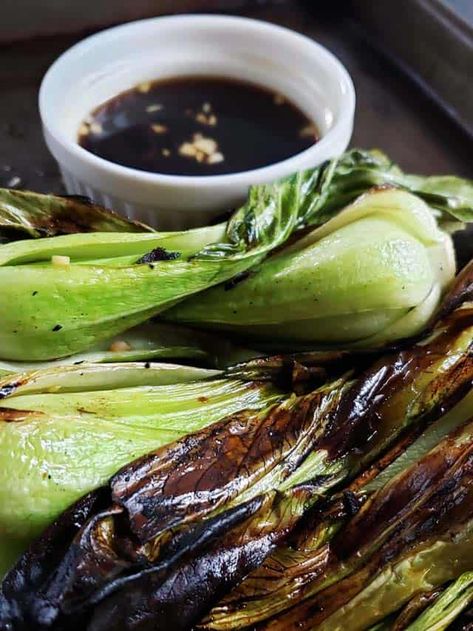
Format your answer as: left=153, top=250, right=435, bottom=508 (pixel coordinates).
left=78, top=76, right=318, bottom=176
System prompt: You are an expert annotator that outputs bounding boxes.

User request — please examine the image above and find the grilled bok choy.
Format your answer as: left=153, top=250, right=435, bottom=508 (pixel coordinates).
left=0, top=175, right=303, bottom=360
left=1, top=256, right=472, bottom=546
left=0, top=321, right=259, bottom=377
left=392, top=572, right=473, bottom=630
left=0, top=363, right=281, bottom=557
left=251, top=419, right=473, bottom=631
left=204, top=391, right=473, bottom=630
left=166, top=187, right=455, bottom=346
left=2, top=262, right=473, bottom=630
left=1, top=150, right=472, bottom=361
left=0, top=188, right=155, bottom=241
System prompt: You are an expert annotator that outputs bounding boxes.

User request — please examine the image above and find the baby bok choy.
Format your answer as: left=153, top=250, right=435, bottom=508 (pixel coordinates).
left=166, top=187, right=456, bottom=347
left=1, top=149, right=472, bottom=361
left=397, top=572, right=473, bottom=630
left=0, top=170, right=307, bottom=360
left=1, top=256, right=472, bottom=557
left=203, top=390, right=473, bottom=630
left=2, top=261, right=473, bottom=630
left=0, top=361, right=281, bottom=570
left=251, top=418, right=473, bottom=631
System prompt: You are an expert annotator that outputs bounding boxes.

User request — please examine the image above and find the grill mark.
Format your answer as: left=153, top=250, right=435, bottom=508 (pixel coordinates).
left=0, top=378, right=26, bottom=399
left=0, top=407, right=40, bottom=422
left=264, top=442, right=473, bottom=629
left=391, top=588, right=444, bottom=631
left=135, top=247, right=181, bottom=265
left=436, top=259, right=473, bottom=321
left=223, top=271, right=252, bottom=290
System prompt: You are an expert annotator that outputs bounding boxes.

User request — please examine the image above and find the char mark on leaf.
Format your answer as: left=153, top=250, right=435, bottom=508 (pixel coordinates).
left=136, top=247, right=181, bottom=265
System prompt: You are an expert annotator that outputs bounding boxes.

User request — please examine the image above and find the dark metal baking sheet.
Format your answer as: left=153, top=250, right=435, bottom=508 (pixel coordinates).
left=351, top=0, right=473, bottom=137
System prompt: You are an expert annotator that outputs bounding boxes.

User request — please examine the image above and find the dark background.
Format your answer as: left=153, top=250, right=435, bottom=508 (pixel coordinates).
left=1, top=0, right=472, bottom=194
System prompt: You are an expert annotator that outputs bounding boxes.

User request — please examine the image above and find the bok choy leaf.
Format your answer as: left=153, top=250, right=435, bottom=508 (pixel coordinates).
left=3, top=262, right=473, bottom=629
left=0, top=173, right=305, bottom=360
left=0, top=189, right=154, bottom=240
left=404, top=572, right=473, bottom=631
left=1, top=149, right=472, bottom=361
left=165, top=188, right=456, bottom=347
left=0, top=321, right=259, bottom=377
left=0, top=363, right=281, bottom=543
left=242, top=418, right=473, bottom=631
left=203, top=390, right=473, bottom=630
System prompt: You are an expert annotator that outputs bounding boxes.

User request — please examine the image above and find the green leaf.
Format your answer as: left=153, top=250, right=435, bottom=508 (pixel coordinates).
left=0, top=222, right=226, bottom=266
left=406, top=572, right=473, bottom=631
left=403, top=174, right=473, bottom=225
left=298, top=149, right=473, bottom=228
left=0, top=175, right=307, bottom=360
left=0, top=321, right=259, bottom=375
left=0, top=189, right=154, bottom=239
left=2, top=150, right=472, bottom=361
left=0, top=365, right=280, bottom=540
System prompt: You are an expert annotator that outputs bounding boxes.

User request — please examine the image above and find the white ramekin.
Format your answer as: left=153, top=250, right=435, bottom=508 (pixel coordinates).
left=39, top=15, right=355, bottom=230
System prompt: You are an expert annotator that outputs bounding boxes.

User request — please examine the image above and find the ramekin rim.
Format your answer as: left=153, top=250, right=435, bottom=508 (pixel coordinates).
left=39, top=14, right=356, bottom=190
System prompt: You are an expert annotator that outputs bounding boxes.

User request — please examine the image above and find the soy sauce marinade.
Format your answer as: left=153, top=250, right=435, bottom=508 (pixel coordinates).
left=78, top=77, right=318, bottom=176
